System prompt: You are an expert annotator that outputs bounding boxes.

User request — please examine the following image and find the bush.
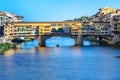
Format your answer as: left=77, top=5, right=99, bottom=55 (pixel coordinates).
left=0, top=43, right=15, bottom=54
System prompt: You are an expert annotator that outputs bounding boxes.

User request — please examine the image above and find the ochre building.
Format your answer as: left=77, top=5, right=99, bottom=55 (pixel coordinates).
left=4, top=21, right=82, bottom=40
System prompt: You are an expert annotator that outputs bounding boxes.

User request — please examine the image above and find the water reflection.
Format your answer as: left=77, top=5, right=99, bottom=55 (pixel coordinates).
left=83, top=40, right=91, bottom=46
left=4, top=49, right=15, bottom=57
left=46, top=37, right=75, bottom=47
left=21, top=39, right=39, bottom=49
left=0, top=46, right=120, bottom=80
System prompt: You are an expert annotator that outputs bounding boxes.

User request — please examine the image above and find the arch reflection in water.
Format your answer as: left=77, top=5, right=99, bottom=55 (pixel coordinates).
left=21, top=39, right=39, bottom=49
left=83, top=40, right=91, bottom=46
left=46, top=37, right=75, bottom=47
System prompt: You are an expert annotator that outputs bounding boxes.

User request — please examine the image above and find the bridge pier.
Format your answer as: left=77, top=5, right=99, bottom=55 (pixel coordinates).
left=71, top=35, right=83, bottom=46
left=39, top=36, right=46, bottom=47
left=38, top=36, right=45, bottom=47
left=38, top=35, right=52, bottom=47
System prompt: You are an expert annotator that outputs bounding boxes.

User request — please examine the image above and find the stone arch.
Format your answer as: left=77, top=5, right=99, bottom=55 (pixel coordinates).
left=51, top=28, right=57, bottom=32
left=39, top=34, right=83, bottom=47
left=57, top=28, right=64, bottom=32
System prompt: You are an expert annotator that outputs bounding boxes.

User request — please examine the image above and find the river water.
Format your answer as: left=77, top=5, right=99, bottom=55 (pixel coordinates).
left=0, top=38, right=120, bottom=80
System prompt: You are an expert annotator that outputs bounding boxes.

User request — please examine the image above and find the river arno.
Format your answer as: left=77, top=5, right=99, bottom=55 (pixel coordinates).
left=0, top=45, right=120, bottom=80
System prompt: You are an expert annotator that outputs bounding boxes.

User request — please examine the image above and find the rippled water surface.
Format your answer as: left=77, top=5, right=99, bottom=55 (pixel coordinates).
left=0, top=39, right=120, bottom=80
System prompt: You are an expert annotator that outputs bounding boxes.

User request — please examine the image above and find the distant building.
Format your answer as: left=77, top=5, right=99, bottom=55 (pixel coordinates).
left=0, top=11, right=23, bottom=26
left=110, top=9, right=120, bottom=32
left=92, top=7, right=116, bottom=22
left=0, top=11, right=23, bottom=36
left=91, top=7, right=120, bottom=33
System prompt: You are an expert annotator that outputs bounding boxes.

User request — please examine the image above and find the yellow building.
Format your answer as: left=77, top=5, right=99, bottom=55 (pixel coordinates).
left=93, top=7, right=116, bottom=22
left=111, top=15, right=120, bottom=31
left=4, top=21, right=82, bottom=40
left=110, top=10, right=120, bottom=32
left=99, top=7, right=116, bottom=15
left=92, top=7, right=120, bottom=33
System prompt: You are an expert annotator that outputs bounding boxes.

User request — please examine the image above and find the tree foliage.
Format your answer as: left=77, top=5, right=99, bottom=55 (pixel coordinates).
left=65, top=16, right=92, bottom=22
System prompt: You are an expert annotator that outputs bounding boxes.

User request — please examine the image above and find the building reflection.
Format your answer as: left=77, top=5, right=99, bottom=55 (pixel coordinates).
left=4, top=49, right=15, bottom=57
left=70, top=47, right=82, bottom=57
left=38, top=47, right=51, bottom=56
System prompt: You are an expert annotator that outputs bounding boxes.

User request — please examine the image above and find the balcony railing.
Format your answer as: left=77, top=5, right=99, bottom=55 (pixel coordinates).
left=81, top=30, right=111, bottom=35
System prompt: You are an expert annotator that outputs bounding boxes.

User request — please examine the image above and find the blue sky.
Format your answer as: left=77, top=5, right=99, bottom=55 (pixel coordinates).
left=0, top=0, right=120, bottom=21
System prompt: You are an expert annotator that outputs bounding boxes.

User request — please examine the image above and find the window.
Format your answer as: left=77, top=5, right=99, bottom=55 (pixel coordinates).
left=40, top=32, right=43, bottom=34
left=114, top=24, right=117, bottom=26
left=72, top=24, right=75, bottom=25
left=58, top=24, right=63, bottom=26
left=44, top=26, right=50, bottom=28
left=44, top=29, right=50, bottom=31
left=114, top=27, right=117, bottom=30
left=64, top=24, right=70, bottom=26
left=26, top=26, right=29, bottom=28
left=6, top=18, right=8, bottom=20
left=51, top=24, right=56, bottom=26
left=0, top=17, right=3, bottom=19
left=1, top=23, right=3, bottom=25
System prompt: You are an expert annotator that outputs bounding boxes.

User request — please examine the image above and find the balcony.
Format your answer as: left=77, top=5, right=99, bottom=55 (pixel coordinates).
left=81, top=30, right=111, bottom=35
left=71, top=32, right=78, bottom=35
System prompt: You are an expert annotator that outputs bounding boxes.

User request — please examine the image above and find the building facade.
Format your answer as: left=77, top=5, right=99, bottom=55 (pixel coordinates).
left=110, top=10, right=120, bottom=32
left=3, top=7, right=120, bottom=43
left=92, top=7, right=120, bottom=33
left=4, top=21, right=82, bottom=40
left=92, top=7, right=116, bottom=22
left=0, top=11, right=23, bottom=26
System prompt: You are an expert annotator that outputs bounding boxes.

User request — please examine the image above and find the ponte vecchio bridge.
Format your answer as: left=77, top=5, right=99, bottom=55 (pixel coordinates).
left=4, top=21, right=113, bottom=46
